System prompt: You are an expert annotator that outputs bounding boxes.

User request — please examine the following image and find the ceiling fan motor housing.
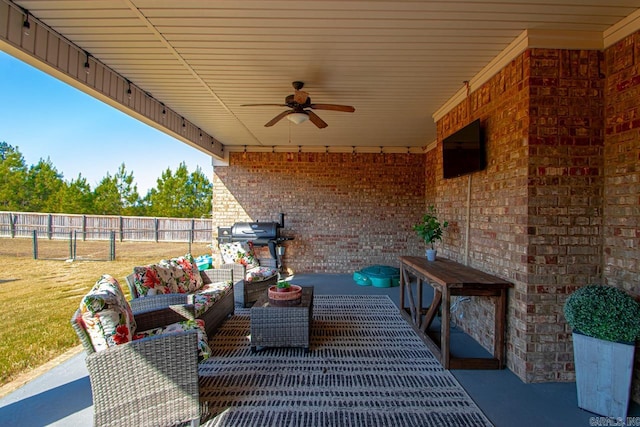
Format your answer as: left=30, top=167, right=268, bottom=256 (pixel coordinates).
left=241, top=81, right=354, bottom=128
left=286, top=94, right=311, bottom=106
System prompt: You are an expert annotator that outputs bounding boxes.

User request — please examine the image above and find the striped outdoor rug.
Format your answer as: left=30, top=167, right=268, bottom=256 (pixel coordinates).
left=199, top=295, right=493, bottom=427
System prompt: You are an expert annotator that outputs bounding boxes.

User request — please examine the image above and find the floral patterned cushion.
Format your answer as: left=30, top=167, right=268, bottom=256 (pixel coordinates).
left=134, top=319, right=211, bottom=362
left=159, top=255, right=203, bottom=292
left=78, top=275, right=136, bottom=352
left=193, top=281, right=233, bottom=317
left=246, top=266, right=278, bottom=283
left=219, top=242, right=259, bottom=269
left=132, top=264, right=174, bottom=296
left=133, top=254, right=203, bottom=297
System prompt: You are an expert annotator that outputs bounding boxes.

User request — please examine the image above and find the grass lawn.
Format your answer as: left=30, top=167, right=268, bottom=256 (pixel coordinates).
left=0, top=237, right=213, bottom=389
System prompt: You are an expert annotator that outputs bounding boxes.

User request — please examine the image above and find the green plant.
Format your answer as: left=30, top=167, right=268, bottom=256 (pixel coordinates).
left=412, top=205, right=449, bottom=249
left=563, top=285, right=640, bottom=343
left=276, top=280, right=290, bottom=290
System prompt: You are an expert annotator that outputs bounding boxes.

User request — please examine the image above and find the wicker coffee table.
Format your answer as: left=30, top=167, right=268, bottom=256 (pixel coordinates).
left=250, top=286, right=314, bottom=352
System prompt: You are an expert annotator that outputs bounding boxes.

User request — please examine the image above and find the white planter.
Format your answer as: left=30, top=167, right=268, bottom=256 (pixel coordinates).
left=426, top=249, right=437, bottom=261
left=572, top=332, right=635, bottom=419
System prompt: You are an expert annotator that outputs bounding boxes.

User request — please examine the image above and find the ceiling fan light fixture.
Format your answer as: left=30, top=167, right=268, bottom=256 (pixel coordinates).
left=287, top=112, right=309, bottom=125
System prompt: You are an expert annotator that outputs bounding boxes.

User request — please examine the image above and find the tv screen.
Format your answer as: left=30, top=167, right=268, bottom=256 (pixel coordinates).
left=442, top=119, right=485, bottom=179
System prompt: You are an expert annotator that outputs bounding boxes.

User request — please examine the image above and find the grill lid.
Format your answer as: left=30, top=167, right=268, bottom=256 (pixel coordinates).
left=231, top=222, right=279, bottom=240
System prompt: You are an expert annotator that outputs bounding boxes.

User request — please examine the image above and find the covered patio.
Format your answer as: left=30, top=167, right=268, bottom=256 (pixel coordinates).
left=1, top=0, right=640, bottom=424
left=3, top=273, right=638, bottom=426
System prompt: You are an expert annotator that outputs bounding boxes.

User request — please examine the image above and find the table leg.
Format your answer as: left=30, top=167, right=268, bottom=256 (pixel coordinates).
left=417, top=277, right=423, bottom=324
left=494, top=289, right=507, bottom=368
left=404, top=273, right=418, bottom=325
left=441, top=289, right=451, bottom=369
left=421, top=288, right=441, bottom=333
left=399, top=266, right=405, bottom=311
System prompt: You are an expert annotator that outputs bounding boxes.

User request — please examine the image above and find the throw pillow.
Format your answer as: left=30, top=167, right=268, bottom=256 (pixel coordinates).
left=132, top=264, right=173, bottom=296
left=79, top=274, right=136, bottom=352
left=219, top=241, right=259, bottom=269
left=174, top=255, right=204, bottom=291
left=157, top=254, right=204, bottom=293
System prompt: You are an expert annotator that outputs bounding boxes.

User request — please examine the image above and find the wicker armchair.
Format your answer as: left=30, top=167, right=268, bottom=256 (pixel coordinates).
left=216, top=240, right=279, bottom=307
left=220, top=257, right=278, bottom=308
left=71, top=306, right=201, bottom=427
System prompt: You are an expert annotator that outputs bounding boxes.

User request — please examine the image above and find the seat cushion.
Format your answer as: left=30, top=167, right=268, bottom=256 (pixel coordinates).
left=219, top=241, right=259, bottom=269
left=245, top=266, right=278, bottom=283
left=192, top=281, right=233, bottom=317
left=134, top=319, right=212, bottom=362
left=78, top=275, right=136, bottom=352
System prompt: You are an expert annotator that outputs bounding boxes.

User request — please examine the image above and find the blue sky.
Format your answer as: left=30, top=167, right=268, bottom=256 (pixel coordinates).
left=0, top=51, right=213, bottom=194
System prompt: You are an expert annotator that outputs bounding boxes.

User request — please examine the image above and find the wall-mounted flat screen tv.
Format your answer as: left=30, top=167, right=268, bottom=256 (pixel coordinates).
left=442, top=119, right=486, bottom=179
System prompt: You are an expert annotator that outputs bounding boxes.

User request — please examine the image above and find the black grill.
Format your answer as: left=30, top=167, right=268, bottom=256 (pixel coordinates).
left=229, top=222, right=280, bottom=245
left=218, top=213, right=292, bottom=264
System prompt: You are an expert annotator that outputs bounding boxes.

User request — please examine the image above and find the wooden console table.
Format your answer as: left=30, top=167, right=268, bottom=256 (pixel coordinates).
left=399, top=256, right=512, bottom=370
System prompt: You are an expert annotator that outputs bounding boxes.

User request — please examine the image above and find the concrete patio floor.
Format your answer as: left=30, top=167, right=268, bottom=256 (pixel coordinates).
left=1, top=273, right=638, bottom=426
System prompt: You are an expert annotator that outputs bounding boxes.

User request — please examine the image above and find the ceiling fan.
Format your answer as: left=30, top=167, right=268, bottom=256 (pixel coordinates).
left=241, top=81, right=355, bottom=129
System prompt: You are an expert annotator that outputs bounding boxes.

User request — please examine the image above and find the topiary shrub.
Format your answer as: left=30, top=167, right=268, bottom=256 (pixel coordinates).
left=563, top=285, right=640, bottom=343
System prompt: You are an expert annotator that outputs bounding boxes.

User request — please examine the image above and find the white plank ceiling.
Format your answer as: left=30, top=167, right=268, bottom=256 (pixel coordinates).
left=10, top=0, right=640, bottom=152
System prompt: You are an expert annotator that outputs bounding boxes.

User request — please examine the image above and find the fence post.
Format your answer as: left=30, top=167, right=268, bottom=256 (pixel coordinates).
left=9, top=213, right=15, bottom=238
left=110, top=231, right=116, bottom=261
left=69, top=231, right=74, bottom=260
left=82, top=215, right=87, bottom=241
left=119, top=216, right=124, bottom=242
left=154, top=218, right=159, bottom=242
left=32, top=230, right=38, bottom=259
left=188, top=229, right=193, bottom=254
left=47, top=214, right=53, bottom=240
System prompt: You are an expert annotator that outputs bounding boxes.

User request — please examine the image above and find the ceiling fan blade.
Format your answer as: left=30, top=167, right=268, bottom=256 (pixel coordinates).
left=241, top=103, right=288, bottom=107
left=294, top=90, right=309, bottom=104
left=307, top=110, right=328, bottom=129
left=309, top=103, right=355, bottom=112
left=264, top=110, right=292, bottom=127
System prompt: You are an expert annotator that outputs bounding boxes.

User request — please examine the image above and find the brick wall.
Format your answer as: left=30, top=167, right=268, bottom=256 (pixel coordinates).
left=527, top=49, right=604, bottom=383
left=212, top=152, right=426, bottom=273
left=432, top=53, right=532, bottom=380
left=603, top=32, right=640, bottom=400
left=433, top=42, right=639, bottom=391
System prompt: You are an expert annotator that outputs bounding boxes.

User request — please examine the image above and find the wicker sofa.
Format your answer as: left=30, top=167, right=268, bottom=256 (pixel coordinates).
left=71, top=274, right=206, bottom=427
left=125, top=256, right=234, bottom=337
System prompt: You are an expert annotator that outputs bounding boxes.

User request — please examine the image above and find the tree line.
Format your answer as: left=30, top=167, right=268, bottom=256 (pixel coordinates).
left=0, top=142, right=213, bottom=218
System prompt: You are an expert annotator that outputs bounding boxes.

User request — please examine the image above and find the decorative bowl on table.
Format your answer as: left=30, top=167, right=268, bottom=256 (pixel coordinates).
left=268, top=284, right=302, bottom=302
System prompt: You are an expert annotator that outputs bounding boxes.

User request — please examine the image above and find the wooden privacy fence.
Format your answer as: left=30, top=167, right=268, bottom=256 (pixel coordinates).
left=0, top=212, right=213, bottom=243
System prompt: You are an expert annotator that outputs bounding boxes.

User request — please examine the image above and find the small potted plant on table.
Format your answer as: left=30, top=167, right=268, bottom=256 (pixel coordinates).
left=275, top=281, right=290, bottom=292
left=563, top=284, right=640, bottom=420
left=413, top=205, right=448, bottom=261
left=268, top=280, right=302, bottom=302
